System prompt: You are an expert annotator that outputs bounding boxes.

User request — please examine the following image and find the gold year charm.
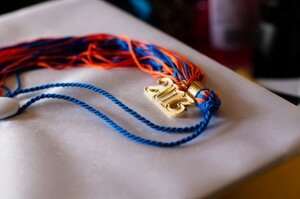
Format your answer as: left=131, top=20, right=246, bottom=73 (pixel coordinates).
left=144, top=78, right=196, bottom=117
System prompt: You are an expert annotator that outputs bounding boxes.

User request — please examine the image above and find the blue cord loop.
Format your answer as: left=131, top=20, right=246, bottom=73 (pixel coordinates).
left=10, top=82, right=201, bottom=134
left=1, top=86, right=12, bottom=97
left=2, top=74, right=220, bottom=147
left=16, top=93, right=213, bottom=147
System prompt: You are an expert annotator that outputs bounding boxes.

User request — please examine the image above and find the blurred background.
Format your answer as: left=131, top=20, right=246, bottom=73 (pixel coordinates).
left=0, top=0, right=299, bottom=197
left=105, top=0, right=300, bottom=106
left=2, top=0, right=299, bottom=105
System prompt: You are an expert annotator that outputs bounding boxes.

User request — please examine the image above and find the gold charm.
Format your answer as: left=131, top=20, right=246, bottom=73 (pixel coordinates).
left=144, top=78, right=196, bottom=117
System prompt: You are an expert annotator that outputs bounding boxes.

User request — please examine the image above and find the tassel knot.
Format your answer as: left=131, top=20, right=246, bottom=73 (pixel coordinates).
left=195, top=89, right=221, bottom=114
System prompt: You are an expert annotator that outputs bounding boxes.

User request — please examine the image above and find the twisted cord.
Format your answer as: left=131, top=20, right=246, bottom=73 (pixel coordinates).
left=2, top=74, right=221, bottom=147
left=17, top=93, right=213, bottom=147
left=10, top=82, right=200, bottom=133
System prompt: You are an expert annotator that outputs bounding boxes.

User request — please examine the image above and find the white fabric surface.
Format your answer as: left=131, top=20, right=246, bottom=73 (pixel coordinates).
left=0, top=0, right=299, bottom=198
left=258, top=78, right=300, bottom=97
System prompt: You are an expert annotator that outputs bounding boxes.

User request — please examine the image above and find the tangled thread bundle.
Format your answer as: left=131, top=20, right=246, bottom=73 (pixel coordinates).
left=0, top=34, right=204, bottom=89
left=0, top=34, right=221, bottom=147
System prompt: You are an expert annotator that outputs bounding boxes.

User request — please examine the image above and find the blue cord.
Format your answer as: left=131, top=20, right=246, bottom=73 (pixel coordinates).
left=1, top=73, right=21, bottom=97
left=15, top=73, right=22, bottom=91
left=10, top=82, right=201, bottom=134
left=17, top=93, right=212, bottom=147
left=2, top=86, right=12, bottom=97
left=3, top=74, right=219, bottom=147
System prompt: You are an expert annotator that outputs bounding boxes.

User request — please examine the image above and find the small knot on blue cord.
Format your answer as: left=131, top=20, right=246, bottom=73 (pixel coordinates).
left=195, top=89, right=221, bottom=114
